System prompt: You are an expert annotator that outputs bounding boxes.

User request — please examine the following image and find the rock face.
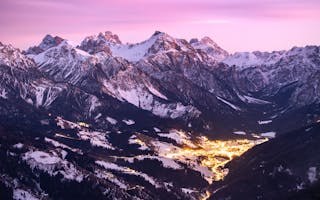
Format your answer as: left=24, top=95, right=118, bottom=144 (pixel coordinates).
left=0, top=42, right=35, bottom=69
left=79, top=31, right=121, bottom=55
left=224, top=46, right=320, bottom=107
left=2, top=31, right=320, bottom=134
left=0, top=31, right=319, bottom=199
left=190, top=36, right=229, bottom=62
left=25, top=34, right=64, bottom=55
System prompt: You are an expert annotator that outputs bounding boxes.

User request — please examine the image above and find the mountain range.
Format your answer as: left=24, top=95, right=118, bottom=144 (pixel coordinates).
left=0, top=31, right=319, bottom=200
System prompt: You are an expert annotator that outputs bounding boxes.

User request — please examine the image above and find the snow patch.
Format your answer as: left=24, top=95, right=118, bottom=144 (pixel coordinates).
left=95, top=160, right=160, bottom=187
left=151, top=141, right=178, bottom=155
left=128, top=135, right=149, bottom=150
left=94, top=169, right=127, bottom=189
left=106, top=116, right=117, bottom=125
left=145, top=83, right=168, bottom=100
left=75, top=48, right=91, bottom=57
left=88, top=96, right=101, bottom=114
left=94, top=113, right=102, bottom=120
left=296, top=182, right=305, bottom=190
left=13, top=189, right=38, bottom=200
left=78, top=130, right=115, bottom=150
left=260, top=132, right=276, bottom=138
left=109, top=35, right=158, bottom=62
left=181, top=188, right=197, bottom=194
left=193, top=165, right=216, bottom=184
left=122, top=119, right=135, bottom=125
left=223, top=51, right=284, bottom=68
left=56, top=117, right=81, bottom=130
left=13, top=143, right=24, bottom=149
left=307, top=167, right=318, bottom=183
left=120, top=155, right=182, bottom=170
left=233, top=131, right=246, bottom=135
left=258, top=120, right=272, bottom=125
left=23, top=150, right=83, bottom=182
left=0, top=89, right=8, bottom=99
left=217, top=96, right=241, bottom=111
left=158, top=129, right=191, bottom=145
left=45, top=137, right=82, bottom=154
left=237, top=94, right=271, bottom=105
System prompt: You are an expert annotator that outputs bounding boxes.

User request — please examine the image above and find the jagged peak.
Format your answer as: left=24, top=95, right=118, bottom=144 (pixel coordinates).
left=78, top=31, right=122, bottom=55
left=39, top=34, right=64, bottom=49
left=190, top=36, right=228, bottom=61
left=0, top=42, right=35, bottom=68
left=0, top=42, right=19, bottom=52
left=42, top=34, right=55, bottom=42
left=25, top=34, right=64, bottom=55
left=82, top=31, right=122, bottom=45
left=88, top=30, right=181, bottom=62
left=190, top=36, right=219, bottom=48
left=80, top=30, right=228, bottom=62
left=200, top=36, right=218, bottom=46
left=189, top=38, right=199, bottom=44
left=32, top=39, right=93, bottom=60
left=150, top=31, right=174, bottom=41
left=97, top=31, right=122, bottom=44
left=152, top=30, right=166, bottom=37
left=145, top=31, right=185, bottom=54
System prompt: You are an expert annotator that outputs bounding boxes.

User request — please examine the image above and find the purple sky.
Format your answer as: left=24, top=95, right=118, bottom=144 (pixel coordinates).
left=1, top=0, right=320, bottom=52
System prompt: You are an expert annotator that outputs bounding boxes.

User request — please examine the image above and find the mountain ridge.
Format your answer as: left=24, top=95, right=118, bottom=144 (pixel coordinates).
left=1, top=31, right=320, bottom=135
left=0, top=30, right=319, bottom=200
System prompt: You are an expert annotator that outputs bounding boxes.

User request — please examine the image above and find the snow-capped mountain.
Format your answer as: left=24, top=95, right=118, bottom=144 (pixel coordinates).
left=0, top=42, right=35, bottom=69
left=25, top=34, right=64, bottom=55
left=226, top=46, right=320, bottom=107
left=190, top=36, right=229, bottom=62
left=3, top=30, right=320, bottom=134
left=29, top=40, right=99, bottom=85
left=79, top=31, right=121, bottom=55
left=0, top=31, right=319, bottom=200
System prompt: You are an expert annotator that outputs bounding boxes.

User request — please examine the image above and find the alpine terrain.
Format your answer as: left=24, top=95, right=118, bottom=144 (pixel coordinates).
left=0, top=31, right=319, bottom=200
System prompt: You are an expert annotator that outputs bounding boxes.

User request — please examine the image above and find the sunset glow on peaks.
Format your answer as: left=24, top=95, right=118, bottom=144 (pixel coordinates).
left=1, top=0, right=319, bottom=52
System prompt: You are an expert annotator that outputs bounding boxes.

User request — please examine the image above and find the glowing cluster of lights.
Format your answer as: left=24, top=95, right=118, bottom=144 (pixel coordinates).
left=200, top=190, right=211, bottom=200
left=133, top=138, right=147, bottom=146
left=77, top=122, right=90, bottom=128
left=155, top=134, right=268, bottom=182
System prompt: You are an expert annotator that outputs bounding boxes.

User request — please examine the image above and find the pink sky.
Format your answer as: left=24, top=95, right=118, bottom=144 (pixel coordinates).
left=1, top=0, right=320, bottom=53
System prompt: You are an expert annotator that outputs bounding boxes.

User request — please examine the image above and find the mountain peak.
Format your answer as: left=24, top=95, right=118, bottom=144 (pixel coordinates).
left=41, top=34, right=63, bottom=45
left=98, top=31, right=178, bottom=62
left=190, top=36, right=228, bottom=61
left=25, top=34, right=64, bottom=55
left=152, top=30, right=166, bottom=37
left=0, top=42, right=35, bottom=68
left=39, top=34, right=64, bottom=50
left=190, top=36, right=216, bottom=46
left=98, top=31, right=122, bottom=44
left=42, top=34, right=55, bottom=42
left=78, top=31, right=122, bottom=54
left=200, top=36, right=217, bottom=46
left=146, top=31, right=180, bottom=53
left=189, top=38, right=199, bottom=44
left=151, top=31, right=172, bottom=40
